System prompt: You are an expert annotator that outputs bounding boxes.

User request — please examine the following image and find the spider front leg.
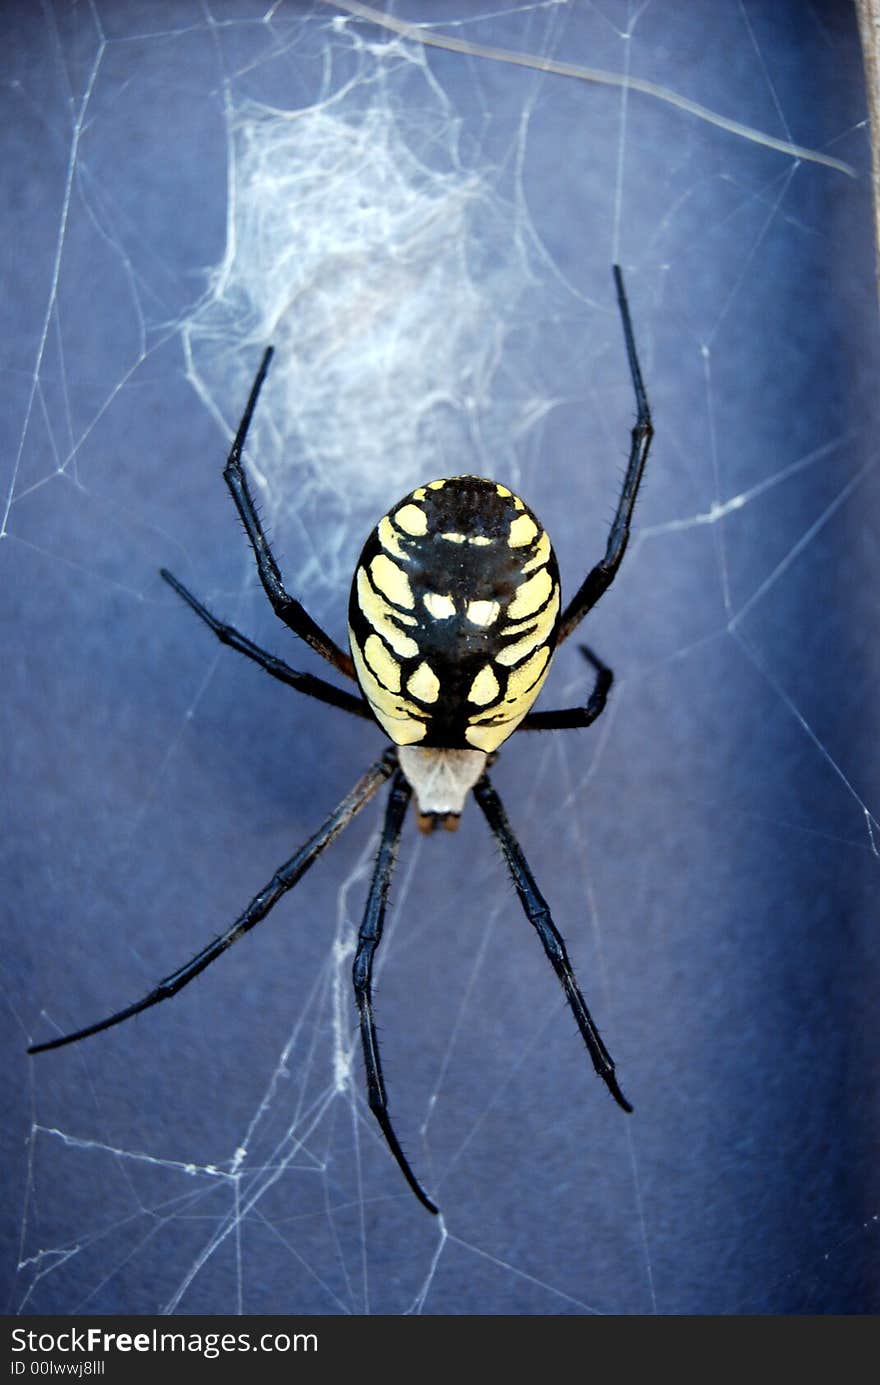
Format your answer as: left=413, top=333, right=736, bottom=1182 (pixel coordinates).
left=353, top=770, right=438, bottom=1214
left=160, top=568, right=370, bottom=721
left=557, top=265, right=653, bottom=643
left=223, top=347, right=356, bottom=681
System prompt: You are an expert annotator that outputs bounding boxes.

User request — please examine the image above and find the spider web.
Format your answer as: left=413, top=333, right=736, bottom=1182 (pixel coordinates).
left=4, top=0, right=878, bottom=1315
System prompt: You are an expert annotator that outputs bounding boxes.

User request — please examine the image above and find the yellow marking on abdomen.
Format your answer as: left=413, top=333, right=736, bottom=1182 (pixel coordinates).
left=508, top=566, right=553, bottom=619
left=468, top=664, right=500, bottom=705
left=395, top=503, right=428, bottom=536
left=440, top=530, right=492, bottom=547
left=378, top=516, right=407, bottom=560
left=364, top=633, right=401, bottom=692
left=464, top=646, right=552, bottom=752
left=349, top=627, right=428, bottom=745
left=466, top=599, right=500, bottom=627
left=423, top=592, right=456, bottom=620
left=370, top=553, right=414, bottom=609
left=504, top=643, right=550, bottom=701
left=407, top=661, right=440, bottom=704
left=496, top=588, right=559, bottom=666
left=356, top=568, right=419, bottom=658
left=521, top=530, right=551, bottom=574
left=509, top=513, right=538, bottom=547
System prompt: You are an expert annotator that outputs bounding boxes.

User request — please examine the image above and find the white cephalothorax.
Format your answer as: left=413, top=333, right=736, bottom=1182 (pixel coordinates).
left=396, top=745, right=487, bottom=830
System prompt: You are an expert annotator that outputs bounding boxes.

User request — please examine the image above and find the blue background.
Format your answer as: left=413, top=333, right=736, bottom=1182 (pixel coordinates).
left=3, top=0, right=878, bottom=1314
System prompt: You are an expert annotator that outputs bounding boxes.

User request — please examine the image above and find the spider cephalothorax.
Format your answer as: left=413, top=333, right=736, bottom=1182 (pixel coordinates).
left=349, top=475, right=561, bottom=829
left=29, top=267, right=652, bottom=1217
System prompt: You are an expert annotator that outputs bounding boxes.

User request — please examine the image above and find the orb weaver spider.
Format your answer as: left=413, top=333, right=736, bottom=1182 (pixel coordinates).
left=29, top=266, right=652, bottom=1215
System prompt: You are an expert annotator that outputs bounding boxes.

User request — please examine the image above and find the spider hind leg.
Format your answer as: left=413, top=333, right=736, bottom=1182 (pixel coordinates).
left=28, top=753, right=396, bottom=1055
left=474, top=771, right=632, bottom=1113
left=354, top=770, right=439, bottom=1214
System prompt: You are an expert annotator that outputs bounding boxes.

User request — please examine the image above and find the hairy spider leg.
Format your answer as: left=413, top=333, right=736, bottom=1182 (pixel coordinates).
left=28, top=753, right=397, bottom=1055
left=160, top=569, right=370, bottom=720
left=222, top=346, right=357, bottom=680
left=557, top=265, right=654, bottom=643
left=353, top=771, right=439, bottom=1214
left=519, top=644, right=613, bottom=732
left=474, top=773, right=632, bottom=1113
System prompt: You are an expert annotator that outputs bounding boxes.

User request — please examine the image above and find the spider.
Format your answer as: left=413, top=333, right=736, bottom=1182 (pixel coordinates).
left=29, top=266, right=652, bottom=1216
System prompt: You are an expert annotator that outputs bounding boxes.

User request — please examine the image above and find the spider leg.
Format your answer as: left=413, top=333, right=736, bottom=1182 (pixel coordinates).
left=557, top=265, right=654, bottom=643
left=28, top=751, right=397, bottom=1055
left=473, top=772, right=632, bottom=1113
left=519, top=644, right=612, bottom=732
left=222, top=347, right=356, bottom=681
left=353, top=770, right=438, bottom=1214
left=160, top=569, right=371, bottom=721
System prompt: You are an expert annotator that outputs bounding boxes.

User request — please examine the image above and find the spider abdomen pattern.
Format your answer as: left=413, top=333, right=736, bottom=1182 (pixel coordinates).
left=348, top=476, right=561, bottom=755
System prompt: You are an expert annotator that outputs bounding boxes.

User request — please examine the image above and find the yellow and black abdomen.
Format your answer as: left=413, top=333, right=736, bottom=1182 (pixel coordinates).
left=348, top=476, right=561, bottom=751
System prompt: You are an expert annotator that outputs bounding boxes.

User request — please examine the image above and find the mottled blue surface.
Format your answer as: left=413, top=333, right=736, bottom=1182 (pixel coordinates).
left=3, top=0, right=878, bottom=1315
